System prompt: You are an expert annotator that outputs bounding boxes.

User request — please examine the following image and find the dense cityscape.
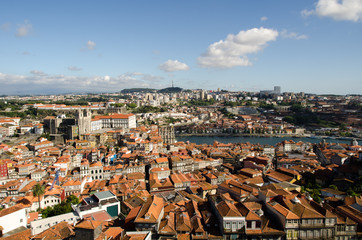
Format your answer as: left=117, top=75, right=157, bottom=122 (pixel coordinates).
left=1, top=0, right=362, bottom=239
left=0, top=87, right=360, bottom=240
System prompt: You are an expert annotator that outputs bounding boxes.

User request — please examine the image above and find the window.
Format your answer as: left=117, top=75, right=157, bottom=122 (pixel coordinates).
left=247, top=221, right=252, bottom=228
left=337, top=225, right=345, bottom=232
left=20, top=219, right=23, bottom=223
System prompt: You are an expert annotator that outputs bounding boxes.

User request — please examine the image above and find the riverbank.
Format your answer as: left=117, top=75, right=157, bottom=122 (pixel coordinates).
left=176, top=133, right=308, bottom=138
left=175, top=133, right=361, bottom=141
left=175, top=135, right=355, bottom=146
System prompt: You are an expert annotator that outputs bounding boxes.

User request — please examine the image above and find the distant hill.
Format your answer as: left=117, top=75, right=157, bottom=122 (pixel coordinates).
left=120, top=87, right=183, bottom=94
left=121, top=88, right=156, bottom=93
left=158, top=87, right=183, bottom=93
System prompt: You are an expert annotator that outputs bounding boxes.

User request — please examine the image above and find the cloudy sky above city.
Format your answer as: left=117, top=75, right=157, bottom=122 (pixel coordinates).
left=0, top=0, right=361, bottom=95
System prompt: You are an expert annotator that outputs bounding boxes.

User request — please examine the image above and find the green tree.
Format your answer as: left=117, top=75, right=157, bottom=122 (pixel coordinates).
left=127, top=103, right=137, bottom=109
left=32, top=184, right=45, bottom=210
left=66, top=195, right=80, bottom=205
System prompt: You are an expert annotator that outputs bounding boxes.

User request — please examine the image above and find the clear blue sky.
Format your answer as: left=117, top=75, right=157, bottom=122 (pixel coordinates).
left=0, top=0, right=361, bottom=95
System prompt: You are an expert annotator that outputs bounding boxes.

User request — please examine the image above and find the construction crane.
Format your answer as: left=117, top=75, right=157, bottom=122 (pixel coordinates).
left=49, top=169, right=60, bottom=191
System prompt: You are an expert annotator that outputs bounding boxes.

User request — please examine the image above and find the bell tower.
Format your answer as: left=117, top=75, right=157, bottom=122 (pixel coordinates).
left=76, top=109, right=91, bottom=135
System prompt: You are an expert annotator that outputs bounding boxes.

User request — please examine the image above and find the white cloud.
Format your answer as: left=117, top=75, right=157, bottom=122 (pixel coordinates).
left=30, top=70, right=47, bottom=76
left=281, top=29, right=308, bottom=40
left=16, top=20, right=32, bottom=37
left=86, top=40, right=96, bottom=50
left=0, top=71, right=165, bottom=94
left=198, top=27, right=278, bottom=68
left=260, top=16, right=268, bottom=21
left=302, top=0, right=362, bottom=22
left=68, top=66, right=82, bottom=71
left=125, top=72, right=164, bottom=81
left=159, top=59, right=190, bottom=72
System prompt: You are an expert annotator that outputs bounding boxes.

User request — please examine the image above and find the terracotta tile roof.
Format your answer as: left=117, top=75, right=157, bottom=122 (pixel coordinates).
left=159, top=211, right=176, bottom=235
left=0, top=228, right=31, bottom=240
left=135, top=195, right=164, bottom=223
left=268, top=201, right=299, bottom=220
left=32, top=221, right=74, bottom=240
left=103, top=227, right=124, bottom=239
left=177, top=234, right=191, bottom=240
left=27, top=211, right=39, bottom=224
left=125, top=206, right=141, bottom=225
left=124, top=233, right=149, bottom=240
left=155, top=157, right=169, bottom=163
left=89, top=161, right=102, bottom=167
left=0, top=204, right=25, bottom=217
left=175, top=211, right=192, bottom=232
left=75, top=219, right=102, bottom=230
left=83, top=210, right=112, bottom=222
left=266, top=170, right=293, bottom=182
left=288, top=202, right=324, bottom=219
left=216, top=200, right=242, bottom=217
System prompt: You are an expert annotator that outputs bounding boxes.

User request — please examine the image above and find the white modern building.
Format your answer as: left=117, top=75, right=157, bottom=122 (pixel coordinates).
left=0, top=205, right=27, bottom=234
left=93, top=114, right=136, bottom=130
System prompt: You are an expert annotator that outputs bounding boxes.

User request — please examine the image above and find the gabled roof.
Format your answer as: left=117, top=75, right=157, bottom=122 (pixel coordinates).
left=159, top=212, right=177, bottom=235
left=268, top=201, right=299, bottom=220
left=216, top=201, right=242, bottom=217
left=288, top=202, right=324, bottom=219
left=135, top=195, right=164, bottom=223
left=33, top=221, right=74, bottom=240
left=75, top=219, right=102, bottom=230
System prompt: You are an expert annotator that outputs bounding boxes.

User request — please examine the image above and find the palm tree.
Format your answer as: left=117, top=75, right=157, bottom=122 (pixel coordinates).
left=32, top=183, right=45, bottom=211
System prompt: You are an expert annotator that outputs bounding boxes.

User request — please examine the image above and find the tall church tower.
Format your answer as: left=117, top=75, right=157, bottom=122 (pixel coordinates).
left=76, top=109, right=91, bottom=135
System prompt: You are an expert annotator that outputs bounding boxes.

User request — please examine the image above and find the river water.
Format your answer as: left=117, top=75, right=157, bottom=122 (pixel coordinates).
left=176, top=135, right=353, bottom=146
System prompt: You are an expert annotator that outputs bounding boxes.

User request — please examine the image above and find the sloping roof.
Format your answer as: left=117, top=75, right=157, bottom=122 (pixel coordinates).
left=83, top=210, right=112, bottom=222
left=290, top=203, right=324, bottom=219
left=216, top=201, right=242, bottom=217
left=0, top=228, right=31, bottom=240
left=32, top=221, right=74, bottom=240
left=268, top=201, right=299, bottom=220
left=75, top=219, right=102, bottom=230
left=135, top=195, right=164, bottom=223
left=0, top=204, right=24, bottom=217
